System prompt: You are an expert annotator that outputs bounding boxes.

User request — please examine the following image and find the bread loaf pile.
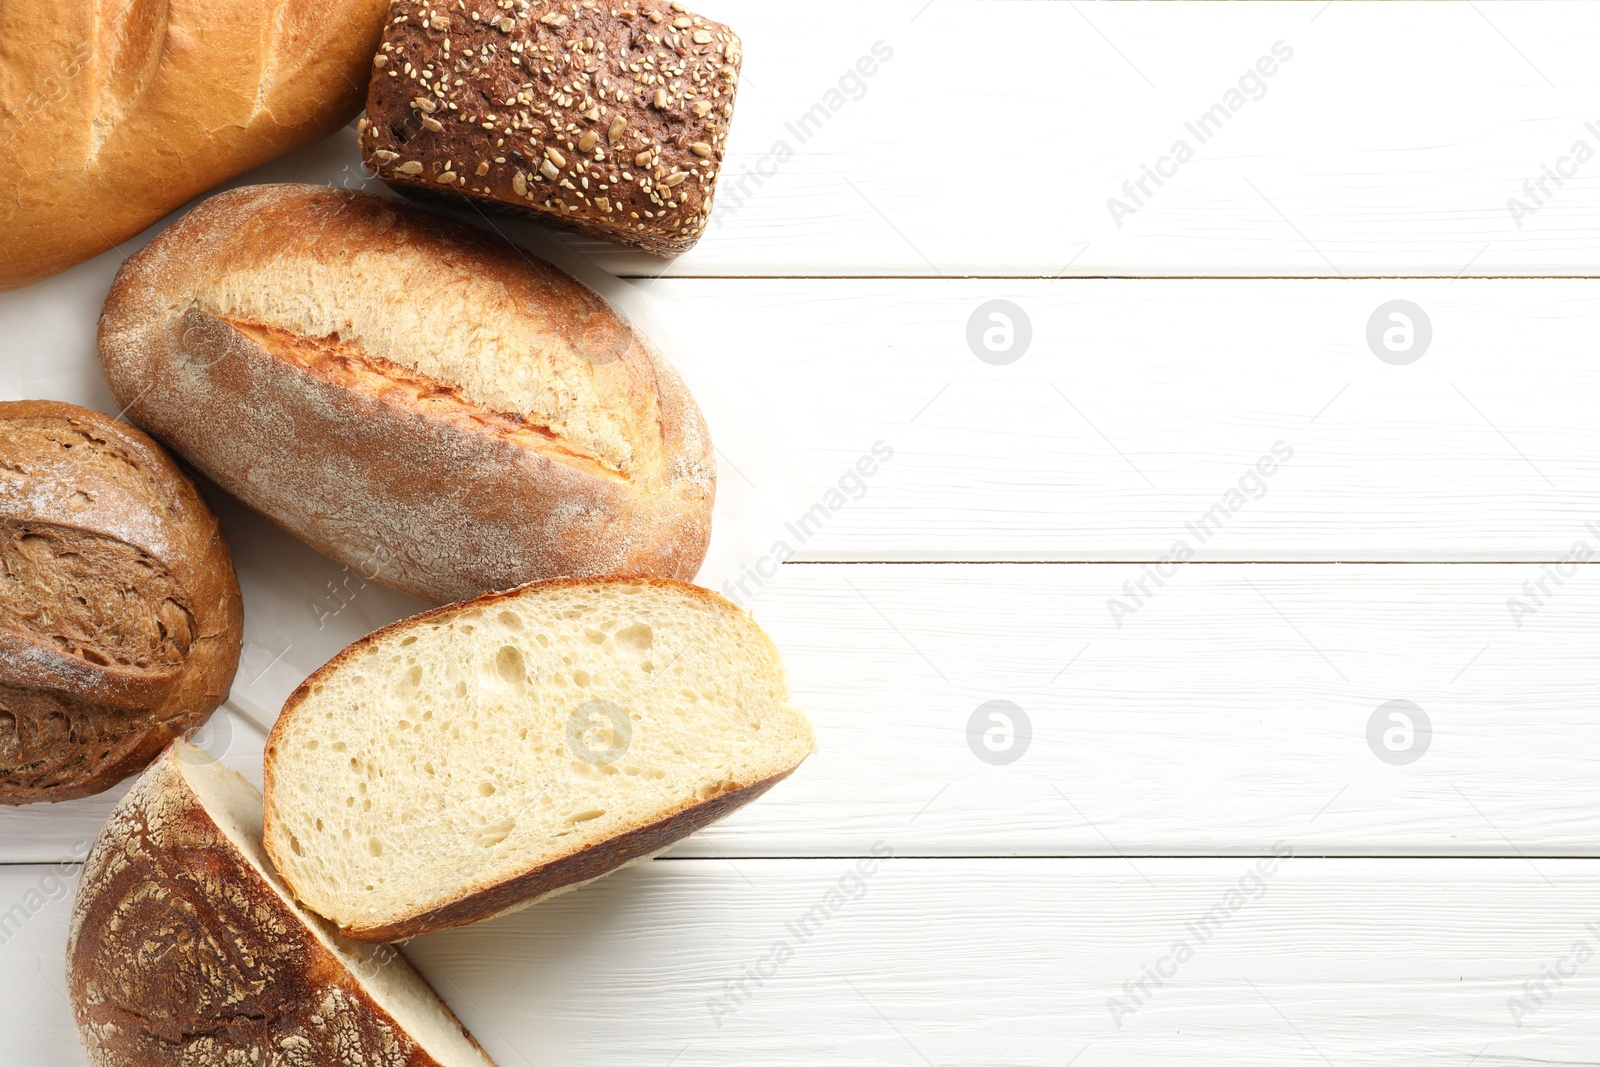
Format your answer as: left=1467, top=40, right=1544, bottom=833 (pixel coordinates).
left=1, top=3, right=812, bottom=1063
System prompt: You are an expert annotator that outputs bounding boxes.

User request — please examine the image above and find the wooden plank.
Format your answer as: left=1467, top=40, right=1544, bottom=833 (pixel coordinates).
left=12, top=273, right=1600, bottom=561
left=5, top=858, right=1597, bottom=1065
left=648, top=276, right=1600, bottom=560
left=558, top=0, right=1600, bottom=277
left=6, top=563, right=1600, bottom=861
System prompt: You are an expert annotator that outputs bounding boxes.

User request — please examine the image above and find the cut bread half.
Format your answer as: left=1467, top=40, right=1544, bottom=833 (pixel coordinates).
left=263, top=578, right=814, bottom=942
left=67, top=742, right=495, bottom=1067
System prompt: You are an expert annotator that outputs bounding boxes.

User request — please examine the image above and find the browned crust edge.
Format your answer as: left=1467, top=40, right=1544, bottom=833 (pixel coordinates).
left=263, top=576, right=803, bottom=941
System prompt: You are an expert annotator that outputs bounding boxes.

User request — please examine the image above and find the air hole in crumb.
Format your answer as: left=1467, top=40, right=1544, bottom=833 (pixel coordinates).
left=567, top=808, right=605, bottom=824
left=368, top=838, right=383, bottom=856
left=585, top=629, right=606, bottom=644
left=495, top=645, right=526, bottom=684
left=572, top=670, right=590, bottom=687
left=478, top=817, right=516, bottom=847
left=499, top=611, right=522, bottom=630
left=615, top=624, right=652, bottom=652
left=479, top=781, right=496, bottom=796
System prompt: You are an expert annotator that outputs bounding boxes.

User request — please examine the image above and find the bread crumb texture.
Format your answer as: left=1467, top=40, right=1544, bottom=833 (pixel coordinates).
left=362, top=0, right=742, bottom=255
left=265, top=578, right=812, bottom=938
left=0, top=403, right=241, bottom=804
left=67, top=745, right=496, bottom=1066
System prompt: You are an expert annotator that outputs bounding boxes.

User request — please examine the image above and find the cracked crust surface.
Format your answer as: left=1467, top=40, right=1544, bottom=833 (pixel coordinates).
left=67, top=742, right=497, bottom=1067
left=0, top=401, right=242, bottom=804
left=97, top=184, right=714, bottom=605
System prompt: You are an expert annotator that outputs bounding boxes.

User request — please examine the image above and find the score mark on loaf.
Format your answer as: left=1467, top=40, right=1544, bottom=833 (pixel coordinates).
left=96, top=183, right=715, bottom=605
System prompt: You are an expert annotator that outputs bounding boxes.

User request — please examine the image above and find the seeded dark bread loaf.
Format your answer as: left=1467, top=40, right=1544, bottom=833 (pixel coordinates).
left=98, top=183, right=714, bottom=606
left=360, top=0, right=742, bottom=256
left=67, top=742, right=498, bottom=1067
left=0, top=0, right=390, bottom=293
left=0, top=401, right=242, bottom=804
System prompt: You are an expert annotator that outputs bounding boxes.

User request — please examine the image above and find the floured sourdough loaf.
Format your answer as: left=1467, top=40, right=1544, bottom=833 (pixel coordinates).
left=263, top=578, right=813, bottom=942
left=67, top=742, right=497, bottom=1067
left=0, top=401, right=242, bottom=804
left=97, top=184, right=714, bottom=604
left=361, top=0, right=742, bottom=256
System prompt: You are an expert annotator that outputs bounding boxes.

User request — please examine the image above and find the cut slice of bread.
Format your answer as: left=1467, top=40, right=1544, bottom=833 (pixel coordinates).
left=263, top=578, right=814, bottom=942
left=67, top=742, right=496, bottom=1067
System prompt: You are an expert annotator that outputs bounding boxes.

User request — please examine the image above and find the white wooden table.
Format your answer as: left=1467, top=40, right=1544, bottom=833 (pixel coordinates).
left=6, top=2, right=1600, bottom=1062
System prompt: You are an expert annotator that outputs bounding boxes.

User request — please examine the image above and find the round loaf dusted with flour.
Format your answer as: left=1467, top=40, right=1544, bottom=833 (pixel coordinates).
left=98, top=183, right=715, bottom=605
left=67, top=742, right=497, bottom=1067
left=0, top=401, right=242, bottom=804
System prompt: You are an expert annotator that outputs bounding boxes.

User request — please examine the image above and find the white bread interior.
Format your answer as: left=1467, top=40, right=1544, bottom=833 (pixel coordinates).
left=264, top=579, right=812, bottom=936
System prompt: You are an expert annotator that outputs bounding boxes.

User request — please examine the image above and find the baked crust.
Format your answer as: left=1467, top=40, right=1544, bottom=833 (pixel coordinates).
left=0, top=401, right=242, bottom=804
left=97, top=184, right=714, bottom=605
left=264, top=576, right=804, bottom=942
left=67, top=743, right=495, bottom=1066
left=361, top=0, right=741, bottom=256
left=0, top=0, right=390, bottom=292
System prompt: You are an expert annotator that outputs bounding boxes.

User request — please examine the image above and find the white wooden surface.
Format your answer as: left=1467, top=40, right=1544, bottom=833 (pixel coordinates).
left=8, top=562, right=1600, bottom=862
left=5, top=860, right=1599, bottom=1065
left=5, top=2, right=1600, bottom=1065
left=573, top=0, right=1600, bottom=277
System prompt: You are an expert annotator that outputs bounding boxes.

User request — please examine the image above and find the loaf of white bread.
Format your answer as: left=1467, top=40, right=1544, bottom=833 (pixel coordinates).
left=1, top=0, right=388, bottom=292
left=98, top=184, right=715, bottom=604
left=68, top=742, right=497, bottom=1066
left=264, top=578, right=814, bottom=941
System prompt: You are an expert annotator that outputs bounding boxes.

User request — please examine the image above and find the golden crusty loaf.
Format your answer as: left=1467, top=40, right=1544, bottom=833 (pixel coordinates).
left=0, top=401, right=242, bottom=804
left=361, top=0, right=742, bottom=256
left=68, top=742, right=498, bottom=1067
left=263, top=578, right=812, bottom=942
left=0, top=0, right=389, bottom=292
left=98, top=183, right=714, bottom=605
